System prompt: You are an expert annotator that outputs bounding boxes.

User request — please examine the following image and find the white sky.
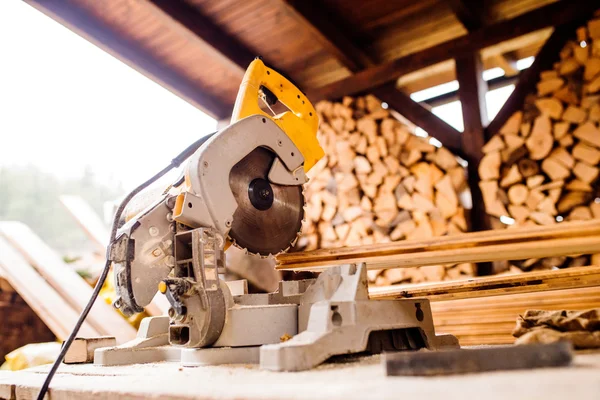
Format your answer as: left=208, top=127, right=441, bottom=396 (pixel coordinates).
left=0, top=1, right=216, bottom=190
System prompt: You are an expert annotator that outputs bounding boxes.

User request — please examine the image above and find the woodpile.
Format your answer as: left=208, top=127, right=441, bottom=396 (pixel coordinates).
left=481, top=20, right=600, bottom=272
left=298, top=94, right=474, bottom=285
left=0, top=277, right=55, bottom=360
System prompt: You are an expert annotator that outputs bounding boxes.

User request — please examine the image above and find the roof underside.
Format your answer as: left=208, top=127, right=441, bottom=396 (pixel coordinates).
left=23, top=0, right=591, bottom=119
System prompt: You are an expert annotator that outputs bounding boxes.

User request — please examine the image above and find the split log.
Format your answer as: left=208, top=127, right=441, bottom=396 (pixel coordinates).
left=482, top=20, right=600, bottom=273
left=304, top=95, right=469, bottom=284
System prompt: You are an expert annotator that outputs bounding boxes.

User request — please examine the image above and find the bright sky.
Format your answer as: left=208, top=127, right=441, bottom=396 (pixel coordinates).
left=0, top=1, right=217, bottom=190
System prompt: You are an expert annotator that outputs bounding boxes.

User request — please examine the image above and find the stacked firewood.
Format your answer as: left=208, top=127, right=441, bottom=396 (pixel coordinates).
left=298, top=95, right=474, bottom=285
left=480, top=21, right=600, bottom=272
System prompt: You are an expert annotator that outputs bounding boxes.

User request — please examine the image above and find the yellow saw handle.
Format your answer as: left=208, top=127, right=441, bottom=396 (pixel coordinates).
left=231, top=58, right=324, bottom=171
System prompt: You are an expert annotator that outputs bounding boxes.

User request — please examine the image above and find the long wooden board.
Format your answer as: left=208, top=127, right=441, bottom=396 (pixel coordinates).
left=277, top=219, right=600, bottom=271
left=369, top=266, right=600, bottom=301
left=0, top=237, right=98, bottom=340
left=59, top=195, right=108, bottom=252
left=0, top=222, right=136, bottom=343
left=431, top=286, right=600, bottom=345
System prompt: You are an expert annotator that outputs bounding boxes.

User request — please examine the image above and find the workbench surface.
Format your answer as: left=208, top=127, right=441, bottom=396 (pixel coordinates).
left=1, top=351, right=600, bottom=400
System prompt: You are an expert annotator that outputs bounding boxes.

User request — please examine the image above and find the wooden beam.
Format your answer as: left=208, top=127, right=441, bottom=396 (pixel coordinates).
left=0, top=237, right=99, bottom=340
left=275, top=0, right=463, bottom=153
left=276, top=0, right=374, bottom=72
left=373, top=84, right=463, bottom=155
left=486, top=21, right=581, bottom=138
left=309, top=1, right=598, bottom=101
left=491, top=54, right=519, bottom=77
left=0, top=222, right=137, bottom=343
left=148, top=0, right=255, bottom=70
left=24, top=0, right=232, bottom=120
left=455, top=52, right=491, bottom=239
left=448, top=0, right=490, bottom=31
left=369, top=266, right=600, bottom=301
left=276, top=219, right=600, bottom=271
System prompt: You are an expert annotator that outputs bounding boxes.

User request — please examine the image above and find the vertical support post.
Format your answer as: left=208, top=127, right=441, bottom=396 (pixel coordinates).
left=455, top=51, right=492, bottom=274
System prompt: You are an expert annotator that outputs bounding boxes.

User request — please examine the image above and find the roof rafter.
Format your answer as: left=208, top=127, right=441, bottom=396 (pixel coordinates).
left=148, top=0, right=256, bottom=71
left=486, top=20, right=583, bottom=138
left=309, top=1, right=598, bottom=102
left=448, top=0, right=491, bottom=31
left=24, top=0, right=235, bottom=119
left=277, top=0, right=375, bottom=72
left=277, top=0, right=461, bottom=152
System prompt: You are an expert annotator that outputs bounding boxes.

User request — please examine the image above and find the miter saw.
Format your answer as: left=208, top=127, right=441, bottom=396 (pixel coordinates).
left=94, top=59, right=458, bottom=371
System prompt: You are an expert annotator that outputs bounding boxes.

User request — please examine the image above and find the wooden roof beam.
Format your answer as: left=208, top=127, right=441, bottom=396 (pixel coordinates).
left=277, top=0, right=375, bottom=72
left=455, top=51, right=492, bottom=242
left=448, top=0, right=491, bottom=32
left=373, top=84, right=463, bottom=155
left=148, top=0, right=256, bottom=71
left=486, top=21, right=583, bottom=139
left=24, top=0, right=233, bottom=120
left=309, top=1, right=599, bottom=102
left=276, top=0, right=461, bottom=153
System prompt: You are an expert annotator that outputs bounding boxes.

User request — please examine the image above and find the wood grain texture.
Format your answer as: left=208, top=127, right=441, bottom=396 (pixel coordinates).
left=0, top=222, right=136, bottom=343
left=372, top=85, right=462, bottom=155
left=369, top=266, right=600, bottom=301
left=456, top=51, right=491, bottom=238
left=278, top=219, right=600, bottom=270
left=310, top=2, right=599, bottom=101
left=0, top=237, right=98, bottom=340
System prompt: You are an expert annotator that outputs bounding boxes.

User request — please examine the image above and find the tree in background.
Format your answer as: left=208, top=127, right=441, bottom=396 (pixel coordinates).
left=0, top=165, right=123, bottom=252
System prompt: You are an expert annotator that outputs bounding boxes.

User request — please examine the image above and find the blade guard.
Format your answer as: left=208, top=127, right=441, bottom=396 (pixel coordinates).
left=231, top=58, right=324, bottom=172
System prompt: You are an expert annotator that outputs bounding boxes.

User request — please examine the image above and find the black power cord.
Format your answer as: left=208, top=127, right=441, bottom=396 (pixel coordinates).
left=37, top=131, right=216, bottom=400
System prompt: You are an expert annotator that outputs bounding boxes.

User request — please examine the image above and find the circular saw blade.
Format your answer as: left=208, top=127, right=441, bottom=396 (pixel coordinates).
left=228, top=147, right=304, bottom=256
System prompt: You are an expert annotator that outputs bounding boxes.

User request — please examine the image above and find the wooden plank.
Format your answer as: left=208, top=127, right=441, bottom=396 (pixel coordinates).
left=308, top=2, right=597, bottom=101
left=59, top=195, right=108, bottom=252
left=2, top=352, right=600, bottom=400
left=455, top=51, right=491, bottom=240
left=273, top=0, right=374, bottom=72
left=0, top=237, right=98, bottom=340
left=273, top=2, right=464, bottom=164
left=486, top=21, right=581, bottom=137
left=372, top=84, right=462, bottom=155
left=24, top=0, right=232, bottom=119
left=64, top=337, right=117, bottom=364
left=0, top=222, right=137, bottom=343
left=431, top=286, right=600, bottom=346
left=148, top=0, right=255, bottom=71
left=369, top=266, right=600, bottom=301
left=276, top=219, right=600, bottom=270
left=448, top=0, right=490, bottom=32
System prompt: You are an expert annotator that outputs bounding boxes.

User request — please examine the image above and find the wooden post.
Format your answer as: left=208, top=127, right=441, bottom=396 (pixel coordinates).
left=455, top=51, right=492, bottom=274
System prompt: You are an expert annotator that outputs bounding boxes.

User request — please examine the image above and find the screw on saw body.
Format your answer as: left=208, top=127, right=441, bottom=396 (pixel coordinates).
left=160, top=278, right=192, bottom=319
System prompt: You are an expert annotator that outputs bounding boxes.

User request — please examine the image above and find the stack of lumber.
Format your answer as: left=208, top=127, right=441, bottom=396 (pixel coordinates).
left=0, top=277, right=55, bottom=360
left=369, top=266, right=600, bottom=345
left=0, top=222, right=137, bottom=344
left=278, top=219, right=600, bottom=272
left=431, top=286, right=600, bottom=345
left=300, top=94, right=472, bottom=285
left=481, top=19, right=600, bottom=272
